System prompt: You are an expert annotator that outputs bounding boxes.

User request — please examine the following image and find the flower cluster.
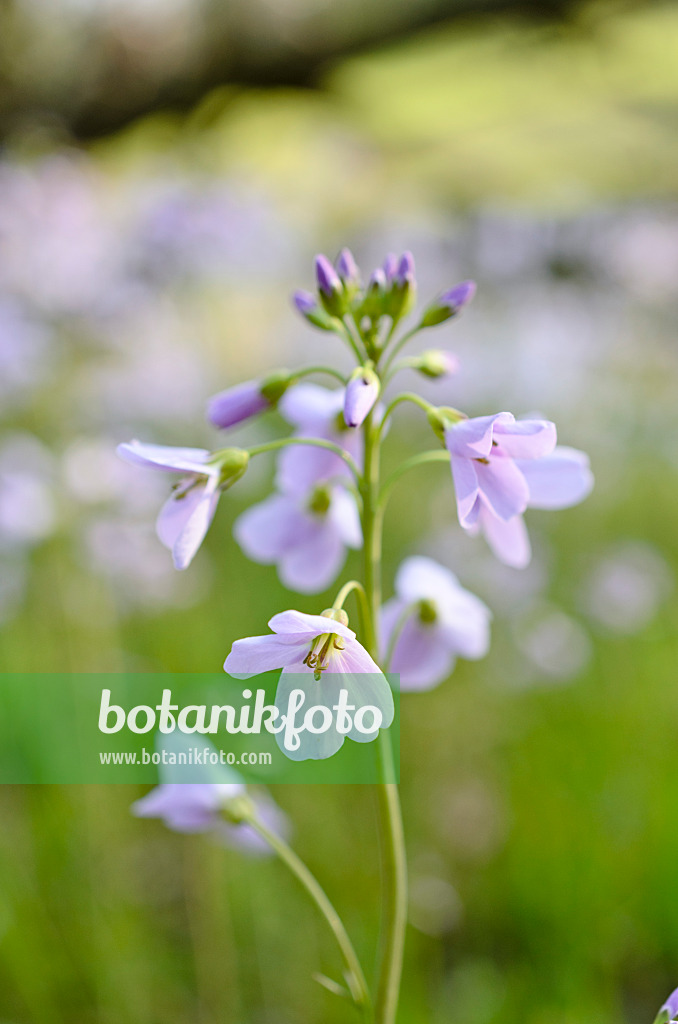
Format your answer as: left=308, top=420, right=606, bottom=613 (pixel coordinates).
left=118, top=246, right=593, bottom=736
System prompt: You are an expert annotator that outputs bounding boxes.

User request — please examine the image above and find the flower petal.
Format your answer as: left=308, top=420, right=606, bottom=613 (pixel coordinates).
left=117, top=440, right=213, bottom=475
left=517, top=446, right=594, bottom=509
left=493, top=418, right=557, bottom=459
left=328, top=488, right=362, bottom=548
left=474, top=456, right=530, bottom=521
left=233, top=494, right=305, bottom=563
left=268, top=609, right=356, bottom=642
left=450, top=454, right=481, bottom=527
left=478, top=509, right=532, bottom=569
left=280, top=519, right=346, bottom=594
left=170, top=477, right=220, bottom=569
left=388, top=617, right=455, bottom=691
left=224, top=632, right=310, bottom=676
left=445, top=413, right=514, bottom=459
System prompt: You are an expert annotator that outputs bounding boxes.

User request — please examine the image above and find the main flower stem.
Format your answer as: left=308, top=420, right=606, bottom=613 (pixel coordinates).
left=246, top=813, right=372, bottom=1017
left=361, top=408, right=408, bottom=1024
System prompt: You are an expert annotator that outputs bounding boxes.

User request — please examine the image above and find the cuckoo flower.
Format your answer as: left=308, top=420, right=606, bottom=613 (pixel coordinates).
left=225, top=609, right=395, bottom=760
left=443, top=412, right=593, bottom=568
left=421, top=280, right=476, bottom=327
left=117, top=441, right=248, bottom=569
left=655, top=988, right=678, bottom=1023
left=381, top=557, right=491, bottom=690
left=132, top=782, right=286, bottom=854
left=234, top=483, right=361, bottom=594
left=207, top=371, right=293, bottom=430
left=276, top=383, right=362, bottom=493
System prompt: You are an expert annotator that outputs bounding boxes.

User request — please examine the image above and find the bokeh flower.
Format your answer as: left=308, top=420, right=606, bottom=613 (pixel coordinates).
left=132, top=782, right=286, bottom=854
left=276, top=383, right=362, bottom=493
left=234, top=483, right=361, bottom=594
left=380, top=556, right=491, bottom=690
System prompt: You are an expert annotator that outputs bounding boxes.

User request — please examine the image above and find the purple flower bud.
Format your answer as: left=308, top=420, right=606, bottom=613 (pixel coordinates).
left=207, top=380, right=270, bottom=430
left=293, top=290, right=317, bottom=315
left=382, top=252, right=398, bottom=281
left=344, top=367, right=380, bottom=428
left=395, top=251, right=415, bottom=286
left=440, top=280, right=476, bottom=313
left=414, top=349, right=460, bottom=379
left=315, top=254, right=341, bottom=296
left=336, top=247, right=359, bottom=284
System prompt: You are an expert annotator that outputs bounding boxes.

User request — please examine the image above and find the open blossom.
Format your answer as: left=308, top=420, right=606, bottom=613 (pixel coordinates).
left=444, top=412, right=593, bottom=568
left=380, top=557, right=491, bottom=690
left=117, top=441, right=248, bottom=569
left=276, top=383, right=362, bottom=493
left=234, top=484, right=361, bottom=594
left=132, top=782, right=286, bottom=854
left=224, top=609, right=395, bottom=760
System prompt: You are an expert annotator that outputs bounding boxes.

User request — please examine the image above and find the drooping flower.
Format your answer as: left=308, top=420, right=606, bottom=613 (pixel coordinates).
left=132, top=782, right=286, bottom=854
left=344, top=366, right=380, bottom=427
left=117, top=441, right=248, bottom=569
left=207, top=371, right=293, bottom=430
left=443, top=413, right=593, bottom=568
left=224, top=609, right=395, bottom=760
left=276, top=383, right=362, bottom=493
left=234, top=483, right=361, bottom=594
left=655, top=987, right=678, bottom=1023
left=380, top=556, right=491, bottom=690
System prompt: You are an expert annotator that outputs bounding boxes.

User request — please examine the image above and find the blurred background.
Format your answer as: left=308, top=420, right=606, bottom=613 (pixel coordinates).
left=1, top=0, right=678, bottom=1021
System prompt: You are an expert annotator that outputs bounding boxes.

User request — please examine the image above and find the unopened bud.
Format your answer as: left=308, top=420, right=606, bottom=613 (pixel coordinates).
left=222, top=793, right=256, bottom=825
left=293, top=290, right=336, bottom=331
left=260, top=369, right=294, bottom=405
left=315, top=254, right=346, bottom=316
left=411, top=349, right=459, bottom=379
left=336, top=248, right=360, bottom=291
left=321, top=607, right=349, bottom=627
left=426, top=405, right=466, bottom=443
left=344, top=365, right=380, bottom=427
left=421, top=280, right=476, bottom=328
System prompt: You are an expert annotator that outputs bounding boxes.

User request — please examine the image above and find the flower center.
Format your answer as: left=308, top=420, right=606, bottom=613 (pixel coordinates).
left=303, top=631, right=346, bottom=681
left=307, top=484, right=332, bottom=517
left=417, top=598, right=438, bottom=625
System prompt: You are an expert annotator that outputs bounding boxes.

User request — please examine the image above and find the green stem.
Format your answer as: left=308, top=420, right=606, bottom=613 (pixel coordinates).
left=378, top=450, right=450, bottom=512
left=295, top=365, right=348, bottom=385
left=246, top=813, right=372, bottom=1017
left=376, top=392, right=436, bottom=442
left=339, top=317, right=367, bottom=362
left=381, top=325, right=421, bottom=375
left=245, top=437, right=362, bottom=484
left=332, top=580, right=371, bottom=635
left=361, top=408, right=407, bottom=1024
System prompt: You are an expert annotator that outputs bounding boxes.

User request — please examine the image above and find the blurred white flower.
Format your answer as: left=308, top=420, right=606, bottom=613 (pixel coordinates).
left=0, top=434, right=56, bottom=551
left=514, top=606, right=592, bottom=681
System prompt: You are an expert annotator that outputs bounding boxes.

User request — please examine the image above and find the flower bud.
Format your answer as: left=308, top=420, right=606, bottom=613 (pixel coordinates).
left=421, top=280, right=476, bottom=328
left=410, top=349, right=459, bottom=379
left=382, top=252, right=398, bottom=282
left=207, top=379, right=270, bottom=430
left=293, top=290, right=336, bottom=331
left=358, top=268, right=388, bottom=320
left=336, top=248, right=360, bottom=290
left=388, top=250, right=417, bottom=320
left=344, top=365, right=380, bottom=427
left=213, top=447, right=250, bottom=489
left=315, top=254, right=346, bottom=316
left=321, top=607, right=349, bottom=627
